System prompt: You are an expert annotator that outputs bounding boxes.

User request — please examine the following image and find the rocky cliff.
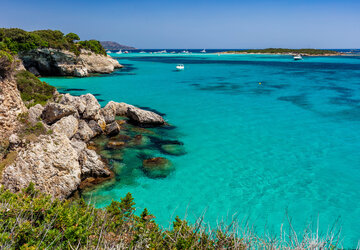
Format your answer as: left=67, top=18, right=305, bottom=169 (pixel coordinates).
left=0, top=59, right=27, bottom=147
left=19, top=48, right=123, bottom=77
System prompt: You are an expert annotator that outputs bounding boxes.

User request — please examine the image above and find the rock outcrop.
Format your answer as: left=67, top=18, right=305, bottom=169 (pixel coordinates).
left=127, top=106, right=165, bottom=126
left=0, top=69, right=27, bottom=143
left=19, top=48, right=122, bottom=77
left=51, top=115, right=79, bottom=138
left=2, top=133, right=81, bottom=199
left=79, top=149, right=110, bottom=179
left=28, top=104, right=44, bottom=125
left=1, top=85, right=167, bottom=198
left=41, top=103, right=77, bottom=124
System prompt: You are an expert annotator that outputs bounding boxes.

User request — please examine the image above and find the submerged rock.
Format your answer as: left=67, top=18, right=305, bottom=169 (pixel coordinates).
left=127, top=106, right=165, bottom=126
left=107, top=141, right=126, bottom=149
left=41, top=102, right=77, bottom=124
left=2, top=133, right=81, bottom=199
left=142, top=157, right=173, bottom=178
left=161, top=144, right=186, bottom=156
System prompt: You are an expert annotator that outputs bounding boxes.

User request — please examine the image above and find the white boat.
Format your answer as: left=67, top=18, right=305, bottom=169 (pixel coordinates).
left=293, top=54, right=302, bottom=60
left=106, top=50, right=112, bottom=54
left=123, top=50, right=129, bottom=54
left=182, top=50, right=189, bottom=54
left=116, top=50, right=122, bottom=54
left=200, top=49, right=206, bottom=53
left=176, top=64, right=184, bottom=70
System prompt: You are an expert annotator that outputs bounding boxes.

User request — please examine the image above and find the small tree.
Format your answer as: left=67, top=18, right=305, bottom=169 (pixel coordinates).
left=65, top=32, right=80, bottom=43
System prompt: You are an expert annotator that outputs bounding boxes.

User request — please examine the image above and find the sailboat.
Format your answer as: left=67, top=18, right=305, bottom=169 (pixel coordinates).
left=116, top=50, right=122, bottom=54
left=200, top=49, right=206, bottom=53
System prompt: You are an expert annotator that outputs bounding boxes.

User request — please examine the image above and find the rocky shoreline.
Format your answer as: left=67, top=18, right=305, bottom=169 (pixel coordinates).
left=0, top=52, right=170, bottom=199
left=19, top=48, right=123, bottom=77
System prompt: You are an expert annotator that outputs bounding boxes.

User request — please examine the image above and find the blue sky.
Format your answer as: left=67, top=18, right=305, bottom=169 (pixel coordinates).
left=1, top=0, right=359, bottom=49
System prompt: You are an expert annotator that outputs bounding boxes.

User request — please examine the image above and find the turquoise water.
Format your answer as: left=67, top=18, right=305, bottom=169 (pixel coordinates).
left=42, top=53, right=360, bottom=247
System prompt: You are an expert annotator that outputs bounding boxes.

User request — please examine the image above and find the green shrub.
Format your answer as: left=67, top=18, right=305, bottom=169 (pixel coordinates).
left=0, top=50, right=14, bottom=78
left=0, top=28, right=106, bottom=56
left=78, top=40, right=106, bottom=56
left=15, top=70, right=55, bottom=107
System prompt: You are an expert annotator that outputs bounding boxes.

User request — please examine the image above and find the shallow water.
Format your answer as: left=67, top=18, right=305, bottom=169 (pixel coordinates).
left=42, top=53, right=360, bottom=247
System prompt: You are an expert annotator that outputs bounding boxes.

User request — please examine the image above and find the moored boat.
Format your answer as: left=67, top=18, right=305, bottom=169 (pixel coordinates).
left=294, top=54, right=303, bottom=60
left=176, top=64, right=184, bottom=70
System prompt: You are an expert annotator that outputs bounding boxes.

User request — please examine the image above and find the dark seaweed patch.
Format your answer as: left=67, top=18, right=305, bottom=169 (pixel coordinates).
left=278, top=94, right=311, bottom=109
left=64, top=88, right=86, bottom=91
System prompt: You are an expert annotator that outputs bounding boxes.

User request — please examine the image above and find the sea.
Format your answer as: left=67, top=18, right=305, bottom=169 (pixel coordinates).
left=41, top=49, right=360, bottom=247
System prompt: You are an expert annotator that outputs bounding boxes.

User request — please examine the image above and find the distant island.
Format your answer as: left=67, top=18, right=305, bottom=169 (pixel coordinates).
left=224, top=48, right=342, bottom=56
left=100, top=41, right=137, bottom=50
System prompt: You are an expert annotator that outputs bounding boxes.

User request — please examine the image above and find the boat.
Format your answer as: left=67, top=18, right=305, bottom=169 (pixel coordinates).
left=176, top=64, right=184, bottom=70
left=293, top=54, right=302, bottom=60
left=106, top=50, right=112, bottom=54
left=182, top=50, right=189, bottom=54
left=200, top=49, right=206, bottom=53
left=123, top=50, right=129, bottom=54
left=115, top=50, right=122, bottom=54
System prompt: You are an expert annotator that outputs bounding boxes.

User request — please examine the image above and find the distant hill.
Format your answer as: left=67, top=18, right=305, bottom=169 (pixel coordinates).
left=100, top=41, right=137, bottom=50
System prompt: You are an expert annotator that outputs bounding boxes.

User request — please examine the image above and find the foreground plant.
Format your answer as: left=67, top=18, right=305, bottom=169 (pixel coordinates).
left=0, top=184, right=344, bottom=249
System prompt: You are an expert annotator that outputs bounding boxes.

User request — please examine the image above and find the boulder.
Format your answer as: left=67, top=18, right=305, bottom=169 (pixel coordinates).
left=79, top=94, right=101, bottom=120
left=79, top=148, right=110, bottom=179
left=70, top=138, right=87, bottom=155
left=60, top=93, right=86, bottom=115
left=105, top=121, right=120, bottom=136
left=74, top=67, right=88, bottom=77
left=127, top=106, right=165, bottom=126
left=51, top=115, right=79, bottom=139
left=88, top=120, right=103, bottom=136
left=28, top=104, right=44, bottom=125
left=2, top=133, right=81, bottom=199
left=142, top=157, right=173, bottom=178
left=41, top=102, right=77, bottom=124
left=100, top=101, right=117, bottom=123
left=73, top=120, right=94, bottom=142
left=115, top=102, right=134, bottom=116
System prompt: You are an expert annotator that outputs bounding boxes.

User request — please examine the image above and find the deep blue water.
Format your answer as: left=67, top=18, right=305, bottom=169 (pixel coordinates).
left=42, top=53, right=360, bottom=247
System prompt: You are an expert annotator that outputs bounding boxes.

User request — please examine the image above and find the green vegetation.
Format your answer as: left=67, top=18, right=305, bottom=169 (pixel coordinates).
left=15, top=70, right=55, bottom=107
left=0, top=28, right=106, bottom=56
left=228, top=48, right=339, bottom=55
left=0, top=186, right=246, bottom=249
left=0, top=185, right=341, bottom=249
left=0, top=50, right=14, bottom=78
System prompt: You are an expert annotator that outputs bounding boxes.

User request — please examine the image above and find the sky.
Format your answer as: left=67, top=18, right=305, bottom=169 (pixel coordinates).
left=1, top=0, right=359, bottom=49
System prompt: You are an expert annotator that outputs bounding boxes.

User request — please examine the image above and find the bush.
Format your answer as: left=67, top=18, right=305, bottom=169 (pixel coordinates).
left=78, top=40, right=106, bottom=56
left=0, top=50, right=14, bottom=78
left=15, top=70, right=55, bottom=107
